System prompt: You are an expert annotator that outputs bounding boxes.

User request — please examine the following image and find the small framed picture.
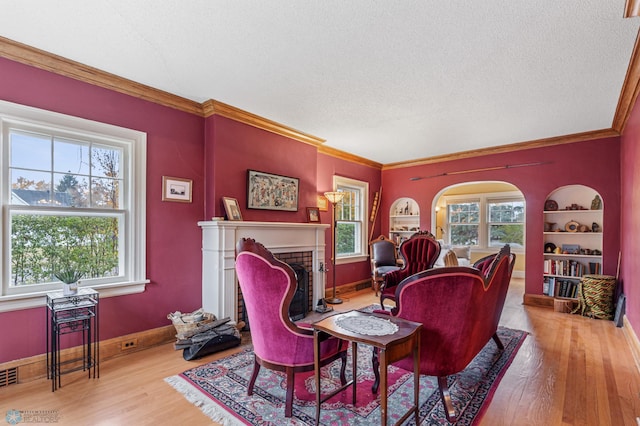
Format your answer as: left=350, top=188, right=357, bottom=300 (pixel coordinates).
left=223, top=197, right=243, bottom=221
left=307, top=207, right=320, bottom=223
left=317, top=195, right=328, bottom=211
left=162, top=176, right=192, bottom=203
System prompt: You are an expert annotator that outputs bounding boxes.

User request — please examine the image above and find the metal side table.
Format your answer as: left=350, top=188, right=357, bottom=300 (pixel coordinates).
left=46, top=287, right=99, bottom=391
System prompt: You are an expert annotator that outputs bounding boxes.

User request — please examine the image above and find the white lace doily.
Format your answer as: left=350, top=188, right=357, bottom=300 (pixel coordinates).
left=335, top=315, right=399, bottom=336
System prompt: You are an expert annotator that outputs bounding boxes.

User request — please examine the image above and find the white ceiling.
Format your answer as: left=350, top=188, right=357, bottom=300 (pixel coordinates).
left=1, top=1, right=638, bottom=164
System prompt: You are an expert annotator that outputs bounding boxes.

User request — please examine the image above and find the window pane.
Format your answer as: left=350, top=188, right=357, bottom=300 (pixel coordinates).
left=489, top=200, right=524, bottom=223
left=54, top=172, right=89, bottom=207
left=337, top=222, right=357, bottom=255
left=10, top=170, right=52, bottom=205
left=489, top=224, right=524, bottom=248
left=10, top=130, right=51, bottom=170
left=450, top=224, right=479, bottom=246
left=448, top=202, right=479, bottom=224
left=91, top=177, right=121, bottom=209
left=11, top=213, right=120, bottom=286
left=92, top=145, right=122, bottom=179
left=54, top=138, right=90, bottom=175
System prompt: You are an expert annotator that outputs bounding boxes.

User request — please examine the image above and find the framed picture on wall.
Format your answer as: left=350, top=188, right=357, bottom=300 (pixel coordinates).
left=247, top=169, right=299, bottom=211
left=317, top=195, right=328, bottom=211
left=222, top=197, right=243, bottom=221
left=162, top=176, right=192, bottom=203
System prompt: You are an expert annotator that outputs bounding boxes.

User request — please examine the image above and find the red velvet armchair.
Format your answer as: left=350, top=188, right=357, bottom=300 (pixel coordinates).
left=379, top=230, right=441, bottom=310
left=375, top=244, right=515, bottom=423
left=235, top=238, right=348, bottom=418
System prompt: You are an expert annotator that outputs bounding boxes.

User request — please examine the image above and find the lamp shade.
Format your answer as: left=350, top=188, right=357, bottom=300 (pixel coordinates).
left=324, top=191, right=344, bottom=204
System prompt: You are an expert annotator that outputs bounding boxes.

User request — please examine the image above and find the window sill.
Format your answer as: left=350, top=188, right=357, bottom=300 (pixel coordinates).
left=0, top=280, right=149, bottom=313
left=336, top=255, right=368, bottom=265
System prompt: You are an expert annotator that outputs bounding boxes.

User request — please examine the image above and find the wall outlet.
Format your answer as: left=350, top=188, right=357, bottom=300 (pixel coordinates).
left=121, top=338, right=138, bottom=350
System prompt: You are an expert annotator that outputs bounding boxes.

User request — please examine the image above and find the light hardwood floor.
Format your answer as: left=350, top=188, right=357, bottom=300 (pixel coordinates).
left=1, top=279, right=640, bottom=425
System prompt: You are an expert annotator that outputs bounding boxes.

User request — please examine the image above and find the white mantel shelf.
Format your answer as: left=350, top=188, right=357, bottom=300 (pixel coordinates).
left=198, top=220, right=330, bottom=323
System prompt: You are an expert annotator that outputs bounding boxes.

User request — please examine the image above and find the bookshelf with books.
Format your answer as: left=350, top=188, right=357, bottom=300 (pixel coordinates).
left=543, top=185, right=603, bottom=300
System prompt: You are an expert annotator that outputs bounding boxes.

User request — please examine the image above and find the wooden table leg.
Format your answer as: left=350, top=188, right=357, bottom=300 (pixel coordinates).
left=380, top=348, right=388, bottom=426
left=314, top=329, right=321, bottom=425
left=413, top=333, right=420, bottom=424
left=351, top=342, right=357, bottom=404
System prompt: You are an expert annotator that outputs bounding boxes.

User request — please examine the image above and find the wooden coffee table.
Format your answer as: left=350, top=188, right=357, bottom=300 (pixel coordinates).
left=312, top=310, right=422, bottom=426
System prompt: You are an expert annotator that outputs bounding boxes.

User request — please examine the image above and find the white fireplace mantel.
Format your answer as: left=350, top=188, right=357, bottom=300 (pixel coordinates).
left=198, top=220, right=330, bottom=323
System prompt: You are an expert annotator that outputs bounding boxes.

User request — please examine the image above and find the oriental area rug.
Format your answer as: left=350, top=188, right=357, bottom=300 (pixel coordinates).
left=165, top=326, right=527, bottom=425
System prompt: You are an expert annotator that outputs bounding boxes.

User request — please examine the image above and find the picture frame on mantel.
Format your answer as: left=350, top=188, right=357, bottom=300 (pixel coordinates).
left=307, top=207, right=320, bottom=223
left=222, top=197, right=243, bottom=221
left=247, top=169, right=299, bottom=211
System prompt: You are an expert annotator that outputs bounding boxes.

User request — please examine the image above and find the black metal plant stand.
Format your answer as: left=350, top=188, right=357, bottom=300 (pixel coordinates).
left=46, top=287, right=99, bottom=392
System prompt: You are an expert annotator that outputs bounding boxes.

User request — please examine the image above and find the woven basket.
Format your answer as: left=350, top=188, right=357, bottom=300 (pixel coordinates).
left=576, top=274, right=616, bottom=320
left=168, top=309, right=216, bottom=339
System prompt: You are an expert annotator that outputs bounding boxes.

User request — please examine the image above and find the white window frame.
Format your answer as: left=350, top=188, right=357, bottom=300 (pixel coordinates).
left=0, top=100, right=148, bottom=312
left=443, top=191, right=525, bottom=252
left=333, top=176, right=368, bottom=264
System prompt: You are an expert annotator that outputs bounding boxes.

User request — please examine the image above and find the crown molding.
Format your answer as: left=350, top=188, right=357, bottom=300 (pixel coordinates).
left=317, top=144, right=383, bottom=169
left=382, top=128, right=619, bottom=170
left=624, top=0, right=640, bottom=17
left=202, top=99, right=325, bottom=146
left=613, top=28, right=640, bottom=133
left=0, top=36, right=203, bottom=115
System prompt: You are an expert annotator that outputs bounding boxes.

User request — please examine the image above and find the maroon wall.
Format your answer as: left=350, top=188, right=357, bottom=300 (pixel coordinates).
left=0, top=58, right=205, bottom=363
left=381, top=138, right=621, bottom=298
left=621, top=96, right=640, bottom=332
left=205, top=115, right=318, bottom=222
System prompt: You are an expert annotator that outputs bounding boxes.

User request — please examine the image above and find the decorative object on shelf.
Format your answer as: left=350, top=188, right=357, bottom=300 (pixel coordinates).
left=578, top=224, right=590, bottom=233
left=306, top=207, right=320, bottom=223
left=544, top=199, right=558, bottom=211
left=545, top=242, right=557, bottom=253
left=247, top=169, right=299, bottom=211
left=561, top=244, right=580, bottom=254
left=222, top=197, right=243, bottom=221
left=592, top=222, right=600, bottom=232
left=591, top=195, right=602, bottom=210
left=544, top=222, right=556, bottom=232
left=162, top=176, right=193, bottom=203
left=565, top=220, right=579, bottom=232
left=324, top=191, right=345, bottom=304
left=554, top=247, right=562, bottom=254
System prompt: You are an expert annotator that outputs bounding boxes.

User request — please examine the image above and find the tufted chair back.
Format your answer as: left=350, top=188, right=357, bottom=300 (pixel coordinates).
left=379, top=230, right=441, bottom=309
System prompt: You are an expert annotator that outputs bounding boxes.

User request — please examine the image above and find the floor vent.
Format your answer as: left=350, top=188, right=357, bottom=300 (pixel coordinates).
left=0, top=367, right=18, bottom=387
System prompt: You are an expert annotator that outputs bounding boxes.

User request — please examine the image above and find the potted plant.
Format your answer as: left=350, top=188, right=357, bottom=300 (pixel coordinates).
left=54, top=266, right=84, bottom=296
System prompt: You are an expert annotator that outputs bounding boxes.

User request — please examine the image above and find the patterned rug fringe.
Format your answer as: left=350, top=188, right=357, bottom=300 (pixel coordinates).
left=164, top=375, right=245, bottom=426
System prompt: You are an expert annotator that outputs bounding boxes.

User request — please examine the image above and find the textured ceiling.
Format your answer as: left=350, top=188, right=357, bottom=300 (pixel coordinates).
left=0, top=1, right=638, bottom=164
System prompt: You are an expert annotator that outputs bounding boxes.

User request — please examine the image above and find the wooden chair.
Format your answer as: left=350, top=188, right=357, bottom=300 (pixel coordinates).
left=235, top=238, right=348, bottom=417
left=374, top=245, right=515, bottom=423
left=379, top=230, right=441, bottom=310
left=369, top=235, right=402, bottom=296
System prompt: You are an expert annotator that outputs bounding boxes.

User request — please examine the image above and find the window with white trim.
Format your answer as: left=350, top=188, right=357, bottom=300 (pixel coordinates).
left=444, top=192, right=524, bottom=250
left=1, top=100, right=147, bottom=307
left=334, top=176, right=368, bottom=262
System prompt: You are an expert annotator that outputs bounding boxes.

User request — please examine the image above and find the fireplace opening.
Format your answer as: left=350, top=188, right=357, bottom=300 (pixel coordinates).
left=288, top=263, right=309, bottom=321
left=240, top=253, right=312, bottom=330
